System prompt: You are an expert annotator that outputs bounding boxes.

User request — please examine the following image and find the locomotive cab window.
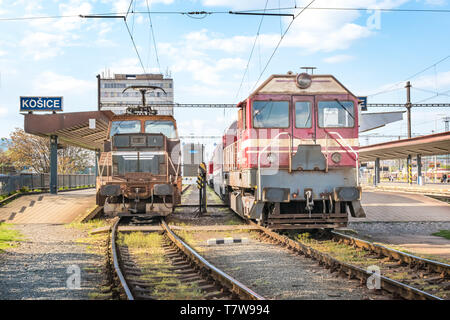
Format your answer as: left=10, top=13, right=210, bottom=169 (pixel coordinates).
left=110, top=120, right=141, bottom=137
left=144, top=120, right=177, bottom=139
left=253, top=101, right=289, bottom=128
left=295, top=102, right=312, bottom=128
left=318, top=100, right=355, bottom=128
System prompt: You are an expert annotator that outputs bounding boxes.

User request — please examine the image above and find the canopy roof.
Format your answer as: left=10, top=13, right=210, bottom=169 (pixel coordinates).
left=359, top=131, right=450, bottom=161
left=24, top=111, right=114, bottom=151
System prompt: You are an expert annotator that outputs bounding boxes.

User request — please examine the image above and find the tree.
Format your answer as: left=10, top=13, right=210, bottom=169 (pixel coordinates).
left=0, top=146, right=14, bottom=174
left=6, top=128, right=94, bottom=174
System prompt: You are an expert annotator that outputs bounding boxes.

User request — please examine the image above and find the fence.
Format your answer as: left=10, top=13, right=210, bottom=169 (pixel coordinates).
left=0, top=173, right=95, bottom=196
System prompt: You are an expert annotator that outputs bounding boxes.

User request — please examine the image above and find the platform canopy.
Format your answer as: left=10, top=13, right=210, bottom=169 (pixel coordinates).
left=359, top=131, right=450, bottom=162
left=24, top=111, right=114, bottom=151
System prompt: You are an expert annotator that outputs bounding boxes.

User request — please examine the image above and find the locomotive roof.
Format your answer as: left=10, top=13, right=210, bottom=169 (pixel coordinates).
left=245, top=73, right=358, bottom=101
left=111, top=114, right=177, bottom=123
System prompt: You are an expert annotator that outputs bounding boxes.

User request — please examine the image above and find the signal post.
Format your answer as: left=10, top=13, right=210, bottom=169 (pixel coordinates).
left=196, top=162, right=207, bottom=216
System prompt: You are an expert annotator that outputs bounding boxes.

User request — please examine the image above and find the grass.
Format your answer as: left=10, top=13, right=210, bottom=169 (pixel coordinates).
left=67, top=219, right=112, bottom=299
left=119, top=232, right=204, bottom=300
left=295, top=232, right=381, bottom=267
left=432, top=230, right=450, bottom=240
left=67, top=219, right=109, bottom=232
left=0, top=223, right=23, bottom=251
left=67, top=219, right=111, bottom=254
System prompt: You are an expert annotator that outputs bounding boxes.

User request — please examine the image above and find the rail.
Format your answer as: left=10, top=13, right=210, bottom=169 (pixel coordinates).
left=248, top=220, right=443, bottom=300
left=257, top=132, right=291, bottom=201
left=161, top=219, right=265, bottom=300
left=332, top=231, right=450, bottom=277
left=111, top=218, right=134, bottom=300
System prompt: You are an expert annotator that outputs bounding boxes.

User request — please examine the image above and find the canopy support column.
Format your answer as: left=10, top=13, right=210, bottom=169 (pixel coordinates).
left=374, top=157, right=380, bottom=186
left=50, top=135, right=58, bottom=194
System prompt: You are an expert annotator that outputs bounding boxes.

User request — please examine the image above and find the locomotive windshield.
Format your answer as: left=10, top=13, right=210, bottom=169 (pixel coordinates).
left=110, top=120, right=141, bottom=137
left=144, top=120, right=177, bottom=139
left=253, top=101, right=289, bottom=128
left=318, top=101, right=355, bottom=128
left=295, top=102, right=312, bottom=128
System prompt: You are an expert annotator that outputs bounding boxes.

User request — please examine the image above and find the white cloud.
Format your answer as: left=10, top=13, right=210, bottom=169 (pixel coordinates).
left=20, top=32, right=67, bottom=60
left=53, top=1, right=93, bottom=32
left=425, top=0, right=446, bottom=5
left=100, top=58, right=159, bottom=75
left=323, top=54, right=354, bottom=63
left=413, top=71, right=450, bottom=90
left=32, top=72, right=94, bottom=95
left=202, top=0, right=266, bottom=10
left=171, top=56, right=246, bottom=85
left=196, top=0, right=417, bottom=54
left=367, top=70, right=450, bottom=97
left=0, top=106, right=7, bottom=116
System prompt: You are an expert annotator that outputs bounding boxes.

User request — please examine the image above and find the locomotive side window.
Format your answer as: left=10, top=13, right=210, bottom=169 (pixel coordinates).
left=110, top=120, right=141, bottom=137
left=295, top=102, right=312, bottom=128
left=144, top=120, right=177, bottom=139
left=253, top=101, right=289, bottom=128
left=318, top=101, right=355, bottom=128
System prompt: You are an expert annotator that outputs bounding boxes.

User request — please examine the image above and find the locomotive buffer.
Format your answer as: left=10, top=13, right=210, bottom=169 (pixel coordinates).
left=195, top=162, right=207, bottom=216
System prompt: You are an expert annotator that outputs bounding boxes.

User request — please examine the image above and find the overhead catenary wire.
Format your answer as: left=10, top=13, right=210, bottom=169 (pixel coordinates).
left=235, top=0, right=269, bottom=100
left=123, top=18, right=147, bottom=76
left=145, top=0, right=161, bottom=73
left=125, top=0, right=134, bottom=20
left=249, top=0, right=317, bottom=94
left=4, top=5, right=450, bottom=21
left=367, top=54, right=450, bottom=97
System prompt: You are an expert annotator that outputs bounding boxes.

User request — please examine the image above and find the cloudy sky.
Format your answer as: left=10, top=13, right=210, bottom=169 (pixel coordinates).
left=0, top=0, right=449, bottom=158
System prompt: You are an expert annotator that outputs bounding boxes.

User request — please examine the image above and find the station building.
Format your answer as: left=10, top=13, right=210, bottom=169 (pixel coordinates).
left=97, top=73, right=174, bottom=115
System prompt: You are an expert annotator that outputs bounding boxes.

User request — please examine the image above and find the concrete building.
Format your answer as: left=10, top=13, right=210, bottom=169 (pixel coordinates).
left=97, top=73, right=174, bottom=115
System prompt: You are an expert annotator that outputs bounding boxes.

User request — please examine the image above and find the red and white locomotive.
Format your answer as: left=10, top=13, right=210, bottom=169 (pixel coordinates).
left=210, top=72, right=365, bottom=229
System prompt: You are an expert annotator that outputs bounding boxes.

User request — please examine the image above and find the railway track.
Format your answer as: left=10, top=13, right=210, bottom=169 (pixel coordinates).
left=248, top=221, right=447, bottom=300
left=110, top=217, right=264, bottom=300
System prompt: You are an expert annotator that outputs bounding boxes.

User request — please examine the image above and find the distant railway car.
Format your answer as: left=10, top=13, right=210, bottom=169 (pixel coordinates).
left=96, top=112, right=181, bottom=217
left=182, top=143, right=204, bottom=177
left=210, top=72, right=365, bottom=229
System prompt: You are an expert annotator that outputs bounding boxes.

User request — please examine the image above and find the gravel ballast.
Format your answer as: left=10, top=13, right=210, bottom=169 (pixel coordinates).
left=181, top=230, right=388, bottom=300
left=0, top=224, right=103, bottom=300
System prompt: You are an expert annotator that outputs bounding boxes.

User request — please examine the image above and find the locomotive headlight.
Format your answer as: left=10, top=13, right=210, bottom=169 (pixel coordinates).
left=331, top=152, right=342, bottom=164
left=296, top=72, right=312, bottom=89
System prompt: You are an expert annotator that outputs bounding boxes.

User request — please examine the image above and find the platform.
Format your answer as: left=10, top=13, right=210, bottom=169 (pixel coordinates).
left=0, top=189, right=96, bottom=224
left=351, top=190, right=450, bottom=222
left=365, top=182, right=450, bottom=197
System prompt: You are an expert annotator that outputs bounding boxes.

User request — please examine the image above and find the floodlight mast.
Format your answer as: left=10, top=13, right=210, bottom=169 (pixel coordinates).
left=122, top=85, right=167, bottom=115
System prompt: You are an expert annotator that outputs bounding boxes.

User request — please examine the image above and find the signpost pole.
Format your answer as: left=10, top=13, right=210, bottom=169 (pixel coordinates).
left=50, top=135, right=58, bottom=194
left=405, top=81, right=413, bottom=185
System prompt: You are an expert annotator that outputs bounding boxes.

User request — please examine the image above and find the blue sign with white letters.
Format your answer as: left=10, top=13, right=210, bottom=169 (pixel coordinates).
left=20, top=96, right=63, bottom=112
left=357, top=96, right=367, bottom=111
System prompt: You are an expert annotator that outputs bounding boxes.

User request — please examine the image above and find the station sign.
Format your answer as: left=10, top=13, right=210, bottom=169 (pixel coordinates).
left=358, top=96, right=367, bottom=111
left=20, top=96, right=63, bottom=112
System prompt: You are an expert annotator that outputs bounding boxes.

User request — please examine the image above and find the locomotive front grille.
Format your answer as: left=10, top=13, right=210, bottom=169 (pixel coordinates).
left=112, top=152, right=166, bottom=176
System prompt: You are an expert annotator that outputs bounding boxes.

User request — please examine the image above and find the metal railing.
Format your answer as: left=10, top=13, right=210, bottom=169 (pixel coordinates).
left=0, top=173, right=95, bottom=196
